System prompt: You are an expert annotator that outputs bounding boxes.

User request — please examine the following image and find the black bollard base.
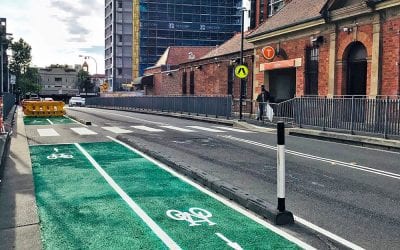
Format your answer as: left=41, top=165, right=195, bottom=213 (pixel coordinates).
left=274, top=210, right=294, bottom=225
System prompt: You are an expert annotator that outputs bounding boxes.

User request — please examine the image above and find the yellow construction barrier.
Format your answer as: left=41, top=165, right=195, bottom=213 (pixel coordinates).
left=22, top=100, right=65, bottom=117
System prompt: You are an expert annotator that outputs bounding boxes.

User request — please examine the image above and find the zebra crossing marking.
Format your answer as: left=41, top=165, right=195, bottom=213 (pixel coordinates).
left=71, top=127, right=98, bottom=135
left=213, top=126, right=254, bottom=133
left=131, top=126, right=165, bottom=132
left=186, top=126, right=226, bottom=133
left=160, top=126, right=196, bottom=132
left=37, top=128, right=60, bottom=137
left=102, top=127, right=133, bottom=134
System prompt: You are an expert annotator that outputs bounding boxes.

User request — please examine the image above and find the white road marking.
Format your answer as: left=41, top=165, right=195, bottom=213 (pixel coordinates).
left=46, top=119, right=54, bottom=125
left=70, top=127, right=98, bottom=135
left=131, top=125, right=164, bottom=132
left=84, top=108, right=166, bottom=125
left=215, top=233, right=243, bottom=250
left=102, top=127, right=132, bottom=134
left=186, top=126, right=226, bottom=133
left=160, top=125, right=196, bottom=132
left=37, top=128, right=59, bottom=137
left=220, top=135, right=400, bottom=180
left=214, top=126, right=254, bottom=133
left=74, top=143, right=181, bottom=249
left=109, top=136, right=315, bottom=250
left=294, top=217, right=365, bottom=250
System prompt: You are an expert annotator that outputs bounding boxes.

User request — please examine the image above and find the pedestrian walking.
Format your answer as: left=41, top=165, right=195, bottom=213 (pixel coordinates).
left=256, top=85, right=270, bottom=121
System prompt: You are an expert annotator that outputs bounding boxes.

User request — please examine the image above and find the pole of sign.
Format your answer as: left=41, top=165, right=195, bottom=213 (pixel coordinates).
left=239, top=7, right=245, bottom=120
left=275, top=121, right=294, bottom=225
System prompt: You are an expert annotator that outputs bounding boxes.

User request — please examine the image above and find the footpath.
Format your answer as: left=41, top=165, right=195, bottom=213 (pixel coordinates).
left=0, top=107, right=41, bottom=249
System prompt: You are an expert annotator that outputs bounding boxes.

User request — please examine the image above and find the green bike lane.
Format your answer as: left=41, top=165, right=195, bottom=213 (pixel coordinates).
left=24, top=116, right=76, bottom=125
left=30, top=138, right=313, bottom=249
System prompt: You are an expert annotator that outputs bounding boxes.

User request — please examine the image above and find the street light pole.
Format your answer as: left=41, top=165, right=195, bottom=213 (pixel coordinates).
left=239, top=7, right=247, bottom=120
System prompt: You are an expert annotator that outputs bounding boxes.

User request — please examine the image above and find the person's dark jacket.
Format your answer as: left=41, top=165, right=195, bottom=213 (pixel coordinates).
left=256, top=91, right=270, bottom=103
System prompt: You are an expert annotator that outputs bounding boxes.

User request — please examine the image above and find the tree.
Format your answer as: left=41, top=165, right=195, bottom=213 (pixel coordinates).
left=77, top=69, right=94, bottom=95
left=18, top=67, right=41, bottom=95
left=9, top=38, right=31, bottom=77
left=8, top=38, right=40, bottom=95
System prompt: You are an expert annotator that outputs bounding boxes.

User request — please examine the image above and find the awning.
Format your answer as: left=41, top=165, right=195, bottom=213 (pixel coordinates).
left=133, top=75, right=154, bottom=86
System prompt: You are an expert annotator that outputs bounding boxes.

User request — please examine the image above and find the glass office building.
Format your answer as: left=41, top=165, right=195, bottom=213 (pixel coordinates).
left=106, top=0, right=243, bottom=91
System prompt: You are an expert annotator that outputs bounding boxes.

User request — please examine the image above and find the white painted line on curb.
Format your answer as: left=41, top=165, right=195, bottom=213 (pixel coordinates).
left=37, top=128, right=59, bottom=137
left=109, top=136, right=315, bottom=250
left=74, top=143, right=181, bottom=249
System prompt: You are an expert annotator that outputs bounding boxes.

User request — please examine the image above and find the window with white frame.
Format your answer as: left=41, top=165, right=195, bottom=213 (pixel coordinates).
left=268, top=0, right=284, bottom=17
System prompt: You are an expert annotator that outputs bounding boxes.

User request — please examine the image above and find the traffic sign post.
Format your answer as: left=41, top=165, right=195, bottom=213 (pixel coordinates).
left=234, top=65, right=249, bottom=79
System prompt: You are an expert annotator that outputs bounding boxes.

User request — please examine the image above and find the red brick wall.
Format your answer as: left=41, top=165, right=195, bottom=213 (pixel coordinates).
left=381, top=17, right=400, bottom=95
left=336, top=24, right=373, bottom=95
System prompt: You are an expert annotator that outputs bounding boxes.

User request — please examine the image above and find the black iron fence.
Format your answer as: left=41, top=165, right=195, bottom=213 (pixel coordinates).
left=86, top=95, right=232, bottom=119
left=273, top=96, right=400, bottom=138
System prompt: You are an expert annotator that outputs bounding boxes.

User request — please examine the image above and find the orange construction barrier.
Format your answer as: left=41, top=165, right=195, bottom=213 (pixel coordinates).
left=23, top=100, right=65, bottom=117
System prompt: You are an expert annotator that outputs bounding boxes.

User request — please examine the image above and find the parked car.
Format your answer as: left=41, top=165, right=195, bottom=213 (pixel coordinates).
left=69, top=96, right=85, bottom=107
left=44, top=97, right=54, bottom=101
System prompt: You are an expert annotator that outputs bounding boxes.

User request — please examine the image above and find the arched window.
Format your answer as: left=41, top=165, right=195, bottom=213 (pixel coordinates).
left=345, top=42, right=367, bottom=95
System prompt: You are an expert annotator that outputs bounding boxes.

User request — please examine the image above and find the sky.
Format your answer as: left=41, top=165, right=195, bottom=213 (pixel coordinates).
left=1, top=0, right=104, bottom=75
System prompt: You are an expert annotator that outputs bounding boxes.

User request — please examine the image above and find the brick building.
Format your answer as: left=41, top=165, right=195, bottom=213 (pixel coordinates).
left=140, top=46, right=214, bottom=96
left=247, top=0, right=400, bottom=102
left=142, top=32, right=255, bottom=112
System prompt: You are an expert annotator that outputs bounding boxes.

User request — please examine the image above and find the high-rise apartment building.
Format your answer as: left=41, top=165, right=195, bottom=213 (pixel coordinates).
left=105, top=0, right=243, bottom=91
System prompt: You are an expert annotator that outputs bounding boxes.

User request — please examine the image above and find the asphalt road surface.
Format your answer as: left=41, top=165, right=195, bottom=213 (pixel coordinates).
left=26, top=107, right=400, bottom=249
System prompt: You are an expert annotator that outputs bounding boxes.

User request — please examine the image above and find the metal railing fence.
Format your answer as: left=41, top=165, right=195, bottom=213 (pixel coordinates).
left=273, top=96, right=400, bottom=138
left=86, top=95, right=232, bottom=119
left=2, top=93, right=15, bottom=119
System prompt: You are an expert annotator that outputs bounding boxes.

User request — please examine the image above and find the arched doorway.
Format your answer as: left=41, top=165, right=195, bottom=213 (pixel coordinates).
left=345, top=42, right=367, bottom=95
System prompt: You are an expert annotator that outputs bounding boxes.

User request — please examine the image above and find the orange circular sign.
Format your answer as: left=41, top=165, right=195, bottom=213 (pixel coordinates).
left=262, top=46, right=275, bottom=60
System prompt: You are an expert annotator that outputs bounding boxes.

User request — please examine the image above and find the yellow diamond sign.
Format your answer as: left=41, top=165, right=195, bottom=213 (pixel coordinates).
left=235, top=65, right=249, bottom=79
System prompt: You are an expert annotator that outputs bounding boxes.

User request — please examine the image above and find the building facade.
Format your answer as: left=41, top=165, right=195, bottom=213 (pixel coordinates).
left=105, top=0, right=245, bottom=92
left=105, top=0, right=133, bottom=92
left=38, top=65, right=80, bottom=98
left=247, top=0, right=400, bottom=101
left=249, top=0, right=291, bottom=29
left=0, top=18, right=10, bottom=94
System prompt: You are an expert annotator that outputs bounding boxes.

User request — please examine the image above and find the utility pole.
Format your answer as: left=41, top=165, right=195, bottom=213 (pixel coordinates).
left=239, top=7, right=247, bottom=120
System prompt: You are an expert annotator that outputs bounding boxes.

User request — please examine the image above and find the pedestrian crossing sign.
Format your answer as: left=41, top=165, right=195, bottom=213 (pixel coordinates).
left=235, top=65, right=249, bottom=79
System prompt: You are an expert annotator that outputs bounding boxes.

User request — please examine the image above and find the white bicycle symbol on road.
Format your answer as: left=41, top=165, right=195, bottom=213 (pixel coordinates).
left=166, top=207, right=216, bottom=226
left=46, top=148, right=73, bottom=160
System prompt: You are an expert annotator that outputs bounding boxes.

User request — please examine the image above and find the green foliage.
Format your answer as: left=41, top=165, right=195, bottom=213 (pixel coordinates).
left=78, top=69, right=95, bottom=92
left=9, top=38, right=31, bottom=77
left=18, top=67, right=41, bottom=94
left=8, top=38, right=40, bottom=95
